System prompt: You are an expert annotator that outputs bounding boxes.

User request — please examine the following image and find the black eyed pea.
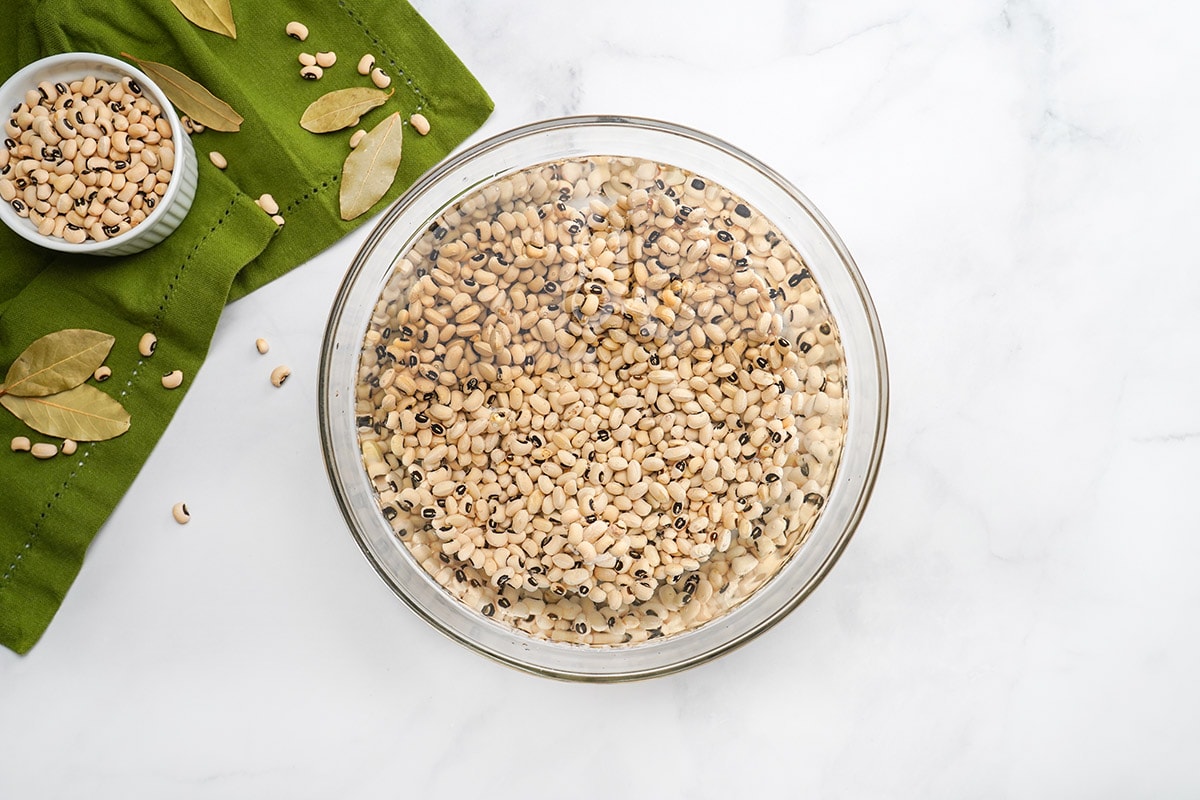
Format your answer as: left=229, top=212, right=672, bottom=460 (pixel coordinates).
left=172, top=501, right=191, bottom=525
left=161, top=369, right=184, bottom=389
left=31, top=442, right=58, bottom=459
left=349, top=129, right=366, bottom=148
left=208, top=151, right=227, bottom=169
left=370, top=68, right=391, bottom=89
left=10, top=436, right=31, bottom=452
left=357, top=54, right=375, bottom=75
left=270, top=365, right=291, bottom=387
left=255, top=337, right=270, bottom=354
left=298, top=52, right=317, bottom=67
left=315, top=51, right=337, bottom=68
left=285, top=21, right=309, bottom=40
left=256, top=193, right=279, bottom=215
left=409, top=113, right=430, bottom=136
left=271, top=214, right=285, bottom=227
left=61, top=439, right=78, bottom=456
left=138, top=331, right=157, bottom=357
left=300, top=65, right=323, bottom=81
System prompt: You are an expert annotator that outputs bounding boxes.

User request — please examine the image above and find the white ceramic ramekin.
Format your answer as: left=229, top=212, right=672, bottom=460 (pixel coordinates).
left=0, top=52, right=198, bottom=257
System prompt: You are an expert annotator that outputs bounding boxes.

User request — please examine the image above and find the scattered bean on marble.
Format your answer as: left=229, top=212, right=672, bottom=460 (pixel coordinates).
left=271, top=365, right=291, bottom=387
left=256, top=337, right=270, bottom=354
left=2, top=74, right=176, bottom=243
left=172, top=501, right=190, bottom=524
left=355, top=155, right=849, bottom=646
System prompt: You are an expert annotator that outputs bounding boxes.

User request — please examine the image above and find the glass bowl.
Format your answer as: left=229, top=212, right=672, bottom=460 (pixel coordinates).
left=319, top=116, right=887, bottom=681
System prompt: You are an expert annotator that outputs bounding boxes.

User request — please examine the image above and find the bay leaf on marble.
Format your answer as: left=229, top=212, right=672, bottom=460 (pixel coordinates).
left=170, top=0, right=237, bottom=39
left=1, top=384, right=130, bottom=441
left=339, top=111, right=404, bottom=221
left=121, top=53, right=244, bottom=132
left=300, top=87, right=391, bottom=133
left=1, top=329, right=114, bottom=398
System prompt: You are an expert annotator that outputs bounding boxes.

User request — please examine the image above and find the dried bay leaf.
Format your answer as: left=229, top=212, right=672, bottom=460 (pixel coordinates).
left=121, top=53, right=243, bottom=132
left=300, top=87, right=391, bottom=133
left=170, top=0, right=237, bottom=39
left=1, top=384, right=130, bottom=441
left=2, top=329, right=114, bottom=398
left=340, top=112, right=404, bottom=221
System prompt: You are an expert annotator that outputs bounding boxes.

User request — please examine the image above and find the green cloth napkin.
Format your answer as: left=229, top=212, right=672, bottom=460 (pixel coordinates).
left=0, top=0, right=493, bottom=653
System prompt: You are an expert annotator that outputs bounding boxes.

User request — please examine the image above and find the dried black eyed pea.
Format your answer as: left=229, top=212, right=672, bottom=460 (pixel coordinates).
left=349, top=129, right=366, bottom=148
left=10, top=436, right=31, bottom=452
left=93, top=365, right=112, bottom=381
left=138, top=331, right=157, bottom=357
left=208, top=151, right=227, bottom=169
left=370, top=67, right=391, bottom=89
left=409, top=113, right=430, bottom=136
left=31, top=442, right=57, bottom=459
left=298, top=52, right=317, bottom=67
left=270, top=365, right=291, bottom=387
left=161, top=369, right=184, bottom=389
left=61, top=439, right=78, bottom=456
left=172, top=501, right=190, bottom=524
left=357, top=54, right=375, bottom=75
left=285, top=21, right=309, bottom=40
left=256, top=193, right=279, bottom=215
left=300, top=65, right=323, bottom=81
left=315, top=51, right=337, bottom=68
left=255, top=337, right=270, bottom=354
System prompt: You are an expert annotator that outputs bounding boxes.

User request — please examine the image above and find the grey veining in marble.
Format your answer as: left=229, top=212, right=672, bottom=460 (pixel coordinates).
left=2, top=1, right=1197, bottom=797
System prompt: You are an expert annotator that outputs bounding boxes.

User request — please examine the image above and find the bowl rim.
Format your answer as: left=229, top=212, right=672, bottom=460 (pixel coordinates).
left=319, top=114, right=889, bottom=681
left=0, top=51, right=191, bottom=254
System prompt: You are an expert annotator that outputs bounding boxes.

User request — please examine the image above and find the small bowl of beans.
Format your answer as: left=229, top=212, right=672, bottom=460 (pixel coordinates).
left=0, top=52, right=198, bottom=256
left=319, top=116, right=888, bottom=681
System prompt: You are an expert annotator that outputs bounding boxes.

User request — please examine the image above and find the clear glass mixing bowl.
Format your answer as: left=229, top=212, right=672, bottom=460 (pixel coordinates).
left=319, top=116, right=887, bottom=681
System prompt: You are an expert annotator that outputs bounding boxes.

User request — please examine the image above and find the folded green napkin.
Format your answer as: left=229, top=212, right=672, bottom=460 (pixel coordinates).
left=0, top=0, right=493, bottom=653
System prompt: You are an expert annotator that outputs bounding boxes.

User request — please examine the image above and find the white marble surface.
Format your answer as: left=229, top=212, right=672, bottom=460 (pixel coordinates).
left=3, top=0, right=1199, bottom=796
